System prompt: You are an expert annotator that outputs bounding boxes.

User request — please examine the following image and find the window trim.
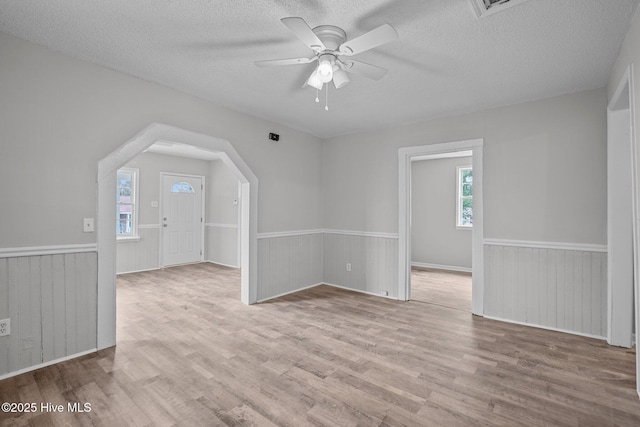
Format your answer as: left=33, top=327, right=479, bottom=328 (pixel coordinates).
left=116, top=167, right=139, bottom=240
left=456, top=165, right=473, bottom=230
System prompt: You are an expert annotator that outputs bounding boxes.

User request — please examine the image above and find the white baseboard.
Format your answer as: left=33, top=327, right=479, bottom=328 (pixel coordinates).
left=0, top=348, right=98, bottom=381
left=256, top=282, right=324, bottom=303
left=205, top=260, right=240, bottom=269
left=117, top=261, right=239, bottom=275
left=483, top=315, right=606, bottom=341
left=116, top=266, right=161, bottom=275
left=323, top=282, right=398, bottom=300
left=411, top=262, right=472, bottom=273
left=257, top=282, right=399, bottom=303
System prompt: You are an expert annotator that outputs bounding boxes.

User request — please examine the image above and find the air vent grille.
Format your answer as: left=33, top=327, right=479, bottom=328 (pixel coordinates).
left=470, top=0, right=530, bottom=18
left=485, top=0, right=511, bottom=9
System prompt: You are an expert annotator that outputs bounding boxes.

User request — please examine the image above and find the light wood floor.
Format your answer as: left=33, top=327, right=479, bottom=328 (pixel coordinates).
left=410, top=267, right=472, bottom=312
left=1, top=263, right=640, bottom=426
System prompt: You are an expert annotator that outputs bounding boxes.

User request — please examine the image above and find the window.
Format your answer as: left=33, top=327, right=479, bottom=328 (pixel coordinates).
left=171, top=182, right=194, bottom=193
left=116, top=168, right=138, bottom=238
left=457, top=166, right=473, bottom=228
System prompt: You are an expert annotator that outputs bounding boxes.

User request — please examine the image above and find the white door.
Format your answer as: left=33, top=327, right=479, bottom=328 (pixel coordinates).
left=162, top=174, right=203, bottom=267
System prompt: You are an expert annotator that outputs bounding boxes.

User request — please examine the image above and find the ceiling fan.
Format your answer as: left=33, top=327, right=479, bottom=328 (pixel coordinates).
left=255, top=17, right=398, bottom=106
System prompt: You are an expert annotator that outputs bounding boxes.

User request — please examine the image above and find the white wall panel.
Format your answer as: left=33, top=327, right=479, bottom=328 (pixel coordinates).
left=323, top=233, right=398, bottom=299
left=257, top=233, right=323, bottom=301
left=0, top=252, right=97, bottom=376
left=484, top=244, right=606, bottom=338
left=116, top=227, right=160, bottom=274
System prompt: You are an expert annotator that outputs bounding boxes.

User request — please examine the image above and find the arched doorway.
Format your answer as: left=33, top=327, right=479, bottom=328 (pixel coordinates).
left=96, top=123, right=258, bottom=349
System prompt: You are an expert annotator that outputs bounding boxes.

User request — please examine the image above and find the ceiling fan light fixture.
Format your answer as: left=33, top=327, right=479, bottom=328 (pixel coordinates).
left=306, top=70, right=324, bottom=90
left=333, top=68, right=350, bottom=89
left=317, top=54, right=334, bottom=83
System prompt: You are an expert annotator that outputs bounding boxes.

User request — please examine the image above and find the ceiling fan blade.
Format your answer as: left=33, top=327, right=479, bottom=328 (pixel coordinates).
left=338, top=24, right=398, bottom=56
left=254, top=57, right=316, bottom=67
left=281, top=17, right=326, bottom=52
left=341, top=60, right=388, bottom=80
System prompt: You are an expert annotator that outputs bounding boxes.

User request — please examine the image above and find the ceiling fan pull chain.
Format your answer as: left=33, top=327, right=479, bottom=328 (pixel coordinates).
left=325, top=84, right=329, bottom=111
left=315, top=88, right=320, bottom=103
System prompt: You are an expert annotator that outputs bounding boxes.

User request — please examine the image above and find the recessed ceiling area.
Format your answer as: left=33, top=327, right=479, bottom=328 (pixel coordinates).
left=0, top=0, right=637, bottom=139
left=145, top=141, right=223, bottom=161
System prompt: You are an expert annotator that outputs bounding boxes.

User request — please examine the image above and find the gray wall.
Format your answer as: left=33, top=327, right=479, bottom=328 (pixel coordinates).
left=411, top=157, right=472, bottom=270
left=322, top=88, right=607, bottom=244
left=0, top=32, right=323, bottom=248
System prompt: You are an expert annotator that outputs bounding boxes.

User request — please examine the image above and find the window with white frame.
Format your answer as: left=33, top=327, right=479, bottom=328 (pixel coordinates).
left=116, top=168, right=138, bottom=238
left=457, top=166, right=473, bottom=228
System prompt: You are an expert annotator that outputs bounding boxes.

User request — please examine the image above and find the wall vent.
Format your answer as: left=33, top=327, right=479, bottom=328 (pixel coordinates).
left=470, top=0, right=531, bottom=18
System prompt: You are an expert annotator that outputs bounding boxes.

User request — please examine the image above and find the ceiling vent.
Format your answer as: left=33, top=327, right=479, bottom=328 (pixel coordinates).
left=470, top=0, right=531, bottom=18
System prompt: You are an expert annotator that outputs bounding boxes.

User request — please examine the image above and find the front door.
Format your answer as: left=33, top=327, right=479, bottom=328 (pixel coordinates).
left=161, top=174, right=203, bottom=267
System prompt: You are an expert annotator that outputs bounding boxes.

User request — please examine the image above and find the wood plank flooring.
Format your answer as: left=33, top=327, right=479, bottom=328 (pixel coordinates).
left=1, top=262, right=640, bottom=426
left=410, top=268, right=472, bottom=312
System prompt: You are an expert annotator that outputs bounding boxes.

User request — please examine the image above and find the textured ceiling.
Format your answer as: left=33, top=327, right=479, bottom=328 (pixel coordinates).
left=0, top=0, right=638, bottom=138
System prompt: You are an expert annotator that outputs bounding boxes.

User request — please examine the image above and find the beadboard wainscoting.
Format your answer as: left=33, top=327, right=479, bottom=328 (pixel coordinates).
left=323, top=231, right=399, bottom=299
left=0, top=248, right=98, bottom=378
left=484, top=239, right=608, bottom=339
left=116, top=225, right=161, bottom=274
left=205, top=223, right=239, bottom=268
left=257, top=231, right=324, bottom=302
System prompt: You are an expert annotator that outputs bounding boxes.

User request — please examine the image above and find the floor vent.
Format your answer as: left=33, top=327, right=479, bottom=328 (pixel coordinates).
left=470, top=0, right=530, bottom=18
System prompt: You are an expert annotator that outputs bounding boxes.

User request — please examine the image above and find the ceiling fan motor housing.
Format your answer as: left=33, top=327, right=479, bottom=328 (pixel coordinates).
left=312, top=25, right=347, bottom=52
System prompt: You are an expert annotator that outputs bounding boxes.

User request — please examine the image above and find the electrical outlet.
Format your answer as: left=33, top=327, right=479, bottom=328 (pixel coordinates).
left=346, top=263, right=351, bottom=272
left=0, top=318, right=10, bottom=337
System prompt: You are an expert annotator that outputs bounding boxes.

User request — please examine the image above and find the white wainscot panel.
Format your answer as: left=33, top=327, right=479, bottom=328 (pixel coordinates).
left=484, top=244, right=606, bottom=338
left=257, top=233, right=323, bottom=301
left=323, top=233, right=398, bottom=299
left=0, top=252, right=97, bottom=376
left=205, top=224, right=238, bottom=268
left=116, top=227, right=160, bottom=274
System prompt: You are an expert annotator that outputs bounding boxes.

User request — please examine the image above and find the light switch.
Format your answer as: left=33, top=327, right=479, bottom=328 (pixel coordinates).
left=151, top=201, right=159, bottom=208
left=83, top=218, right=94, bottom=233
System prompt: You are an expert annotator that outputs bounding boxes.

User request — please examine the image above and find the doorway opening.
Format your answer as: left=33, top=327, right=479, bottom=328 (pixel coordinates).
left=398, top=139, right=484, bottom=315
left=97, top=123, right=258, bottom=350
left=410, top=151, right=473, bottom=311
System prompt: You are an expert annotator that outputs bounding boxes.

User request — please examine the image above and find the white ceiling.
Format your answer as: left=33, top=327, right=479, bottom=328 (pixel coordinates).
left=0, top=0, right=638, bottom=139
